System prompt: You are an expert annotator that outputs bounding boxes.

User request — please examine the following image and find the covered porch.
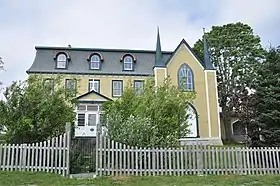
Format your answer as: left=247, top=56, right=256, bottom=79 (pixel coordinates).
left=74, top=90, right=112, bottom=138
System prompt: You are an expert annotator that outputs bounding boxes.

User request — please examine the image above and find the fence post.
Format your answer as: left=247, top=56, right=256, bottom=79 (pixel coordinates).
left=65, top=122, right=72, bottom=177
left=95, top=123, right=101, bottom=176
left=21, top=144, right=27, bottom=170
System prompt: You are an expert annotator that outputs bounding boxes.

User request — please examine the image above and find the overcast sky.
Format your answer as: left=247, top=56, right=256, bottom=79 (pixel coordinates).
left=1, top=0, right=280, bottom=99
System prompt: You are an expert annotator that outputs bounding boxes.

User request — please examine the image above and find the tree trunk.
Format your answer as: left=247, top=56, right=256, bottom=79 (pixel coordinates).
left=222, top=107, right=233, bottom=142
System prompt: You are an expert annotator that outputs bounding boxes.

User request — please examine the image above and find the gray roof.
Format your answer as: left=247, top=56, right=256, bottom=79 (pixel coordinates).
left=26, top=46, right=173, bottom=76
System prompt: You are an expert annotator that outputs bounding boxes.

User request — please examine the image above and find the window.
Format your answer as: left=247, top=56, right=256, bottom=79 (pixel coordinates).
left=134, top=80, right=144, bottom=94
left=56, top=53, right=67, bottom=69
left=112, top=80, right=123, bottom=97
left=90, top=55, right=100, bottom=70
left=43, top=79, right=54, bottom=94
left=123, top=56, right=133, bottom=70
left=178, top=64, right=194, bottom=91
left=77, top=114, right=85, bottom=126
left=88, top=79, right=100, bottom=93
left=65, top=79, right=76, bottom=90
left=232, top=121, right=246, bottom=135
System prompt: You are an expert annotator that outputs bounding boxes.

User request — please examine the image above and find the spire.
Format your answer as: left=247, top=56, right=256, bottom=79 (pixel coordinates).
left=203, top=28, right=215, bottom=70
left=155, top=26, right=164, bottom=67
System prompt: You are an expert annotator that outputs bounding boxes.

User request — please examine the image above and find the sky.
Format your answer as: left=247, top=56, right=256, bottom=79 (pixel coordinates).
left=0, top=0, right=280, bottom=99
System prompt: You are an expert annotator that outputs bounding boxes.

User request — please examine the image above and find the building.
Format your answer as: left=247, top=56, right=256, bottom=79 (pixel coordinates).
left=26, top=29, right=222, bottom=145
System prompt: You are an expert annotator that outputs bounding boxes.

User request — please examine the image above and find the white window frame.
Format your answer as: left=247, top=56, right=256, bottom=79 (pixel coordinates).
left=112, top=80, right=123, bottom=97
left=123, top=56, right=133, bottom=71
left=89, top=79, right=100, bottom=93
left=44, top=79, right=54, bottom=94
left=65, top=79, right=76, bottom=89
left=56, top=54, right=67, bottom=69
left=134, top=80, right=144, bottom=94
left=90, top=55, right=100, bottom=70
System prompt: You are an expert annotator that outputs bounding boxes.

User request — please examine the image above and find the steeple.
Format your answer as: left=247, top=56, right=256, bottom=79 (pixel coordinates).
left=203, top=28, right=215, bottom=70
left=155, top=27, right=164, bottom=67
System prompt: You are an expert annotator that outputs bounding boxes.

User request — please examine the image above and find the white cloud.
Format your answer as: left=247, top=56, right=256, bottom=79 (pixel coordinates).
left=0, top=0, right=280, bottom=100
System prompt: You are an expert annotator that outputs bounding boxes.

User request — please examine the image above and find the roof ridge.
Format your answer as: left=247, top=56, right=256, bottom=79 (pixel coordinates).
left=35, top=46, right=173, bottom=54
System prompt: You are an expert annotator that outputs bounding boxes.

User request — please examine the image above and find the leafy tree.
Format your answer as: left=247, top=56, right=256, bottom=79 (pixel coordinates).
left=0, top=75, right=77, bottom=144
left=193, top=22, right=265, bottom=141
left=251, top=47, right=280, bottom=147
left=232, top=86, right=256, bottom=145
left=102, top=78, right=196, bottom=148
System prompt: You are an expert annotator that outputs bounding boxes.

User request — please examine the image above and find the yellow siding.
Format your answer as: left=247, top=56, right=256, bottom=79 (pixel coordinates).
left=154, top=68, right=166, bottom=85
left=166, top=44, right=209, bottom=138
left=29, top=73, right=151, bottom=100
left=207, top=71, right=220, bottom=138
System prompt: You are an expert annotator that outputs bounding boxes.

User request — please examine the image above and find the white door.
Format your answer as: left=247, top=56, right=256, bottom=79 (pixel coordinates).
left=185, top=106, right=198, bottom=137
left=75, top=112, right=98, bottom=137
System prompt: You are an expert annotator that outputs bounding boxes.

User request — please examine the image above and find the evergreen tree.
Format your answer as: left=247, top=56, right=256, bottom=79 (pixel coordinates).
left=253, top=47, right=280, bottom=146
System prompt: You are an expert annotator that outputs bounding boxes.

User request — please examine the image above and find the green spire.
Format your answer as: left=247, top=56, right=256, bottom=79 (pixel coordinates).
left=203, top=28, right=215, bottom=70
left=155, top=27, right=164, bottom=67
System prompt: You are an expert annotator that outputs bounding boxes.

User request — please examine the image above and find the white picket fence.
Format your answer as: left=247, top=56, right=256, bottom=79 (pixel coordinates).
left=0, top=130, right=71, bottom=176
left=96, top=135, right=280, bottom=176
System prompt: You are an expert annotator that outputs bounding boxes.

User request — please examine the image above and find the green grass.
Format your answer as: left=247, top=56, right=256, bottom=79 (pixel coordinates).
left=1, top=171, right=280, bottom=186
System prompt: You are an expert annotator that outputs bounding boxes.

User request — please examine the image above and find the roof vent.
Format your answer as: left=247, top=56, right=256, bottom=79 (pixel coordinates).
left=68, top=44, right=72, bottom=48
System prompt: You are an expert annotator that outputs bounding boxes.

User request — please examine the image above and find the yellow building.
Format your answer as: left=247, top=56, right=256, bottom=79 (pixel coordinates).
left=26, top=29, right=222, bottom=145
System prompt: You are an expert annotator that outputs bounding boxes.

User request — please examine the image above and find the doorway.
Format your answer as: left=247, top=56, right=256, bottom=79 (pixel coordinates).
left=74, top=104, right=102, bottom=137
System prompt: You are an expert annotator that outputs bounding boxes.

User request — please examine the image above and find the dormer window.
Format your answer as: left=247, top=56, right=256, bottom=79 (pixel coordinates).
left=56, top=53, right=67, bottom=69
left=90, top=55, right=101, bottom=70
left=123, top=56, right=133, bottom=71
left=87, top=52, right=103, bottom=70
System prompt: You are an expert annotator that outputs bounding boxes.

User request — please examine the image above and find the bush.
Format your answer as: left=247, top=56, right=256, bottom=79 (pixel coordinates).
left=102, top=77, right=196, bottom=148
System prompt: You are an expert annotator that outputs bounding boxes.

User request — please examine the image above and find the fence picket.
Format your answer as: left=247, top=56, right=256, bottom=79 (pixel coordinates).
left=107, top=136, right=111, bottom=176
left=3, top=144, right=7, bottom=170
left=135, top=146, right=138, bottom=176
left=269, top=147, right=273, bottom=174
left=51, top=139, right=54, bottom=173
left=46, top=140, right=50, bottom=173
left=276, top=147, right=280, bottom=174
left=30, top=143, right=34, bottom=172
left=139, top=147, right=142, bottom=176
left=152, top=148, right=155, bottom=176
left=131, top=146, right=134, bottom=176
left=11, top=144, right=15, bottom=171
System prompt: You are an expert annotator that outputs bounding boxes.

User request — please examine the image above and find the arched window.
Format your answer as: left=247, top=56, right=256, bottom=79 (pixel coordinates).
left=182, top=104, right=199, bottom=138
left=178, top=64, right=194, bottom=91
left=90, top=55, right=101, bottom=69
left=56, top=53, right=67, bottom=69
left=123, top=56, right=133, bottom=70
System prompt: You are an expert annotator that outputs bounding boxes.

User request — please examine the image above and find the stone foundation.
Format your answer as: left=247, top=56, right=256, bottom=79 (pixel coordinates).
left=180, top=138, right=223, bottom=146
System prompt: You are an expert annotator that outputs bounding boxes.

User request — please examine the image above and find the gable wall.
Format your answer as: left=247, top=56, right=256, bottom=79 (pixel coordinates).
left=165, top=44, right=209, bottom=138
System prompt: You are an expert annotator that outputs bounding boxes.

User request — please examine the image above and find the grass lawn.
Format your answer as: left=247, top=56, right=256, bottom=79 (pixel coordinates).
left=1, top=171, right=280, bottom=186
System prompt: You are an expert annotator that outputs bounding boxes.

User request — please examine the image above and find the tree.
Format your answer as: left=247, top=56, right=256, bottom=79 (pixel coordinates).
left=232, top=86, right=256, bottom=145
left=102, top=78, right=196, bottom=148
left=251, top=47, right=280, bottom=147
left=0, top=74, right=77, bottom=144
left=193, top=22, right=265, bottom=141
